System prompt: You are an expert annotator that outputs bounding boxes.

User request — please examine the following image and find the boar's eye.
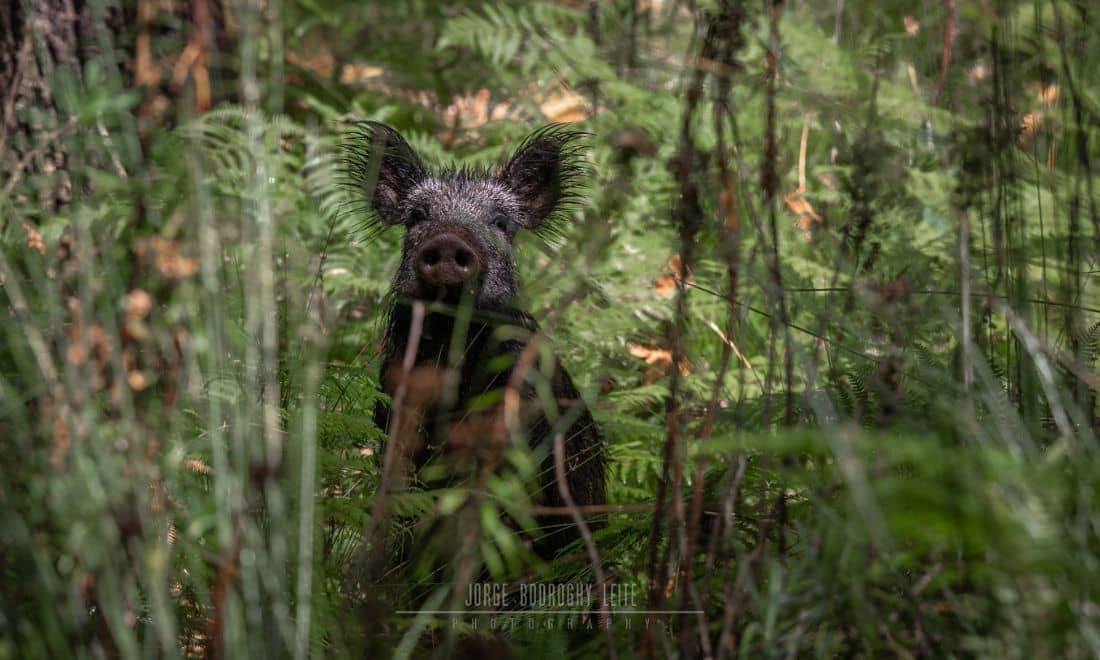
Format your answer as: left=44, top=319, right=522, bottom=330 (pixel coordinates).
left=407, top=207, right=428, bottom=226
left=491, top=212, right=510, bottom=233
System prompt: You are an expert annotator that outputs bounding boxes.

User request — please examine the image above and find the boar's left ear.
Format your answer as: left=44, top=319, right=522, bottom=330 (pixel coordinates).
left=343, top=121, right=428, bottom=232
left=498, top=125, right=587, bottom=236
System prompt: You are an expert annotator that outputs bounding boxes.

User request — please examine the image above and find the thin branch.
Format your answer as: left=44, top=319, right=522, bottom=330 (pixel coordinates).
left=930, top=0, right=956, bottom=106
left=360, top=301, right=426, bottom=557
left=553, top=431, right=617, bottom=659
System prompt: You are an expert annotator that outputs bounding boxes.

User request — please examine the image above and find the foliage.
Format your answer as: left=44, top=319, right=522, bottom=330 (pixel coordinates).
left=2, top=0, right=1100, bottom=658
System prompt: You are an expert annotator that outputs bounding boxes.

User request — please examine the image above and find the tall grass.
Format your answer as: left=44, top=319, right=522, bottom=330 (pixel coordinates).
left=2, top=0, right=1099, bottom=657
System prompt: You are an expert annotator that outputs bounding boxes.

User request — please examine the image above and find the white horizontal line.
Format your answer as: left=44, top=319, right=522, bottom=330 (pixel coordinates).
left=395, top=610, right=703, bottom=615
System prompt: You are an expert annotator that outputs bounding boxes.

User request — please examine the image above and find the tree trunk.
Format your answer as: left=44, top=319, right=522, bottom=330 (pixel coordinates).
left=0, top=0, right=96, bottom=212
left=1, top=0, right=228, bottom=216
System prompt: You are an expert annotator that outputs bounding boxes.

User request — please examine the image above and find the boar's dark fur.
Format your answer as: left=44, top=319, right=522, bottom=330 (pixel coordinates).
left=346, top=122, right=606, bottom=558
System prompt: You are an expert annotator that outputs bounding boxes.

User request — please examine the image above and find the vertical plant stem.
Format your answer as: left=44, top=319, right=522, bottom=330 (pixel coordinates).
left=645, top=9, right=710, bottom=656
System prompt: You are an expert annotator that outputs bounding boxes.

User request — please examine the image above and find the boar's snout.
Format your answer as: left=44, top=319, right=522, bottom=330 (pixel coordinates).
left=416, top=233, right=480, bottom=288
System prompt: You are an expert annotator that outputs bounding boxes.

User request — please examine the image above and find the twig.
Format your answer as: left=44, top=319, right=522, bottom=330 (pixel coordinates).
left=760, top=0, right=794, bottom=428
left=681, top=8, right=747, bottom=653
left=530, top=503, right=654, bottom=515
left=685, top=281, right=881, bottom=364
left=553, top=432, right=616, bottom=659
left=994, top=298, right=1100, bottom=395
left=705, top=453, right=747, bottom=659
left=930, top=0, right=956, bottom=106
left=204, top=523, right=243, bottom=660
left=960, top=209, right=973, bottom=399
left=361, top=302, right=426, bottom=556
left=0, top=255, right=61, bottom=392
left=645, top=9, right=711, bottom=655
left=779, top=286, right=1100, bottom=316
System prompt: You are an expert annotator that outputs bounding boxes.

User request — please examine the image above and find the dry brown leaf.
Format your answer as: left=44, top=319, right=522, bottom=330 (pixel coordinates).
left=66, top=342, right=88, bottom=368
left=139, top=237, right=198, bottom=279
left=539, top=89, right=587, bottom=123
left=134, top=35, right=159, bottom=87
left=636, top=0, right=668, bottom=12
left=653, top=274, right=676, bottom=299
left=967, top=63, right=988, bottom=83
left=787, top=116, right=821, bottom=238
left=1020, top=112, right=1042, bottom=146
left=653, top=254, right=695, bottom=299
left=50, top=413, right=70, bottom=469
left=629, top=343, right=671, bottom=366
left=137, top=94, right=171, bottom=127
left=628, top=343, right=692, bottom=377
left=23, top=222, right=45, bottom=255
left=442, top=89, right=515, bottom=130
left=183, top=458, right=212, bottom=475
left=125, top=289, right=154, bottom=319
left=286, top=48, right=336, bottom=79
left=66, top=324, right=109, bottom=369
left=127, top=370, right=149, bottom=391
left=785, top=188, right=822, bottom=238
left=134, top=0, right=161, bottom=87
left=444, top=88, right=492, bottom=129
left=669, top=255, right=692, bottom=279
left=339, top=63, right=384, bottom=85
left=1039, top=83, right=1059, bottom=105
left=170, top=39, right=211, bottom=112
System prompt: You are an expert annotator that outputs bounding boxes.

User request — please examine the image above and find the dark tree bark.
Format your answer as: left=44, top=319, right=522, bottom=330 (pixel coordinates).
left=1, top=0, right=229, bottom=216
left=0, top=0, right=94, bottom=212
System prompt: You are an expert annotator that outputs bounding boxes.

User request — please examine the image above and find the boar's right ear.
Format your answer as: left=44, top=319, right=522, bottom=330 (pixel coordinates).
left=344, top=121, right=427, bottom=227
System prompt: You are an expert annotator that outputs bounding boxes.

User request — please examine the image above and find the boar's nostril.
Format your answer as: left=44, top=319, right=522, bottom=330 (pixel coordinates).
left=454, top=249, right=470, bottom=268
left=416, top=234, right=480, bottom=287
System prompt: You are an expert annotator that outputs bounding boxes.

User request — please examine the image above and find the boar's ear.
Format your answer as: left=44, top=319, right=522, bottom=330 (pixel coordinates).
left=344, top=121, right=427, bottom=228
left=498, top=125, right=586, bottom=236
